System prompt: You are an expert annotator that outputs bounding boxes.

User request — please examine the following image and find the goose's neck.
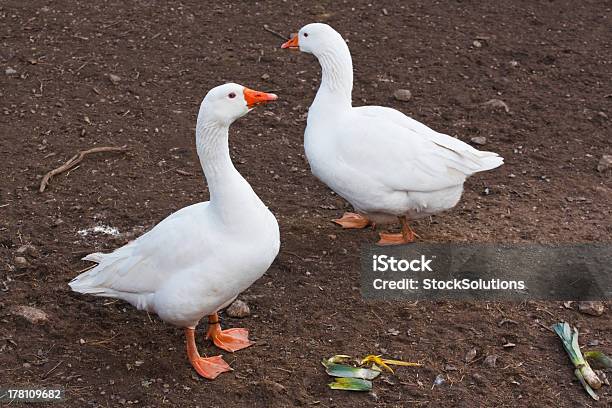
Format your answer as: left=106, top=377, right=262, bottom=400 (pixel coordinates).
left=314, top=42, right=353, bottom=108
left=195, top=121, right=243, bottom=204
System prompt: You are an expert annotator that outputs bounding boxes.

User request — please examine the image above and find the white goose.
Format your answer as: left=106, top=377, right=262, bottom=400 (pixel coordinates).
left=282, top=23, right=504, bottom=245
left=70, top=83, right=280, bottom=379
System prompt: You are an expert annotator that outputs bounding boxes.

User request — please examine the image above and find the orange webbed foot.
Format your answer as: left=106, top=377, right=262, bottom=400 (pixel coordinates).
left=185, top=328, right=232, bottom=380
left=377, top=232, right=415, bottom=246
left=206, top=314, right=253, bottom=352
left=332, top=212, right=370, bottom=229
left=376, top=216, right=417, bottom=246
left=191, top=355, right=232, bottom=379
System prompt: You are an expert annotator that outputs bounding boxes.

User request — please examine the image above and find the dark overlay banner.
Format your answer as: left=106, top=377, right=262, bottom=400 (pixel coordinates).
left=360, top=244, right=612, bottom=301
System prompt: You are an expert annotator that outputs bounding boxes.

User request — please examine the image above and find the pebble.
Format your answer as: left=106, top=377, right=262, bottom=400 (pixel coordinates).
left=16, top=244, right=37, bottom=256
left=473, top=40, right=482, bottom=48
left=596, top=155, right=612, bottom=172
left=483, top=99, right=510, bottom=113
left=578, top=301, right=605, bottom=316
left=465, top=347, right=477, bottom=363
left=393, top=89, right=412, bottom=102
left=108, top=74, right=121, bottom=84
left=483, top=354, right=498, bottom=368
left=5, top=67, right=17, bottom=75
left=433, top=374, right=446, bottom=387
left=261, top=73, right=270, bottom=80
left=14, top=256, right=29, bottom=268
left=470, top=136, right=487, bottom=145
left=226, top=299, right=250, bottom=318
left=387, top=328, right=400, bottom=336
left=10, top=305, right=48, bottom=324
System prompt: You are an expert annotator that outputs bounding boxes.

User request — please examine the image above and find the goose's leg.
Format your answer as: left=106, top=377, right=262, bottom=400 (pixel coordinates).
left=377, top=216, right=417, bottom=245
left=206, top=313, right=253, bottom=352
left=185, top=328, right=232, bottom=379
left=332, top=212, right=371, bottom=229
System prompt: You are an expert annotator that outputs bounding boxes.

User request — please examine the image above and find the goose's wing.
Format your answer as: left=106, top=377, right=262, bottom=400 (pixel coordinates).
left=338, top=106, right=503, bottom=192
left=70, top=202, right=211, bottom=296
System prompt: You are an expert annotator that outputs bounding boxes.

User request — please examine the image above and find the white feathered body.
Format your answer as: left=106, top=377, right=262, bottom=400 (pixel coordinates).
left=70, top=169, right=279, bottom=328
left=305, top=103, right=503, bottom=224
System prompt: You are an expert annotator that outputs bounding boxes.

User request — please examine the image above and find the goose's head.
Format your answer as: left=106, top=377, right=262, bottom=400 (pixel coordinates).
left=201, top=83, right=277, bottom=125
left=281, top=23, right=344, bottom=56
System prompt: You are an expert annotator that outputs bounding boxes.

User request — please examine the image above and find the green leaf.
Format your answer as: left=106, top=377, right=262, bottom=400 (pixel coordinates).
left=328, top=377, right=372, bottom=391
left=585, top=351, right=612, bottom=369
left=322, top=361, right=381, bottom=380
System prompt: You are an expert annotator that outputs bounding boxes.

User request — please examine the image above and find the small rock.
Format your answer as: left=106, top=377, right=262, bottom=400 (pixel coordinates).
left=595, top=370, right=610, bottom=386
left=10, top=305, right=48, bottom=324
left=483, top=99, right=510, bottom=113
left=387, top=328, right=400, bottom=336
left=502, top=342, right=516, bottom=348
left=596, top=155, right=612, bottom=172
left=382, top=8, right=389, bottom=16
left=16, top=244, right=37, bottom=256
left=226, top=299, right=250, bottom=318
left=393, top=89, right=412, bottom=102
left=14, top=256, right=29, bottom=268
left=472, top=373, right=486, bottom=386
left=509, top=60, right=519, bottom=67
left=578, top=301, right=605, bottom=316
left=483, top=354, right=498, bottom=368
left=465, top=347, right=477, bottom=363
left=470, top=136, right=487, bottom=145
left=261, top=73, right=270, bottom=80
left=433, top=374, right=446, bottom=387
left=5, top=67, right=17, bottom=75
left=473, top=40, right=482, bottom=48
left=108, top=74, right=121, bottom=84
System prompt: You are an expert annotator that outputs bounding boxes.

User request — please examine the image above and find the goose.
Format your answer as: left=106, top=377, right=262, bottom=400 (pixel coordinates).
left=69, top=83, right=280, bottom=379
left=282, top=23, right=504, bottom=245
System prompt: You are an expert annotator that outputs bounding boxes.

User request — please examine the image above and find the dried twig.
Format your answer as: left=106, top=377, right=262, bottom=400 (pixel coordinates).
left=42, top=360, right=63, bottom=379
left=39, top=145, right=128, bottom=192
left=263, top=24, right=288, bottom=41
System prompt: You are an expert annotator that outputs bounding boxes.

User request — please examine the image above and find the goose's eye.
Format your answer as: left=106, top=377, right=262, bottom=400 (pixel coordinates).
left=303, top=33, right=309, bottom=37
left=228, top=92, right=236, bottom=99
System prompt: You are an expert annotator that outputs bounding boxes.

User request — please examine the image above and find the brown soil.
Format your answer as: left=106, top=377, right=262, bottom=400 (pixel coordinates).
left=1, top=1, right=611, bottom=407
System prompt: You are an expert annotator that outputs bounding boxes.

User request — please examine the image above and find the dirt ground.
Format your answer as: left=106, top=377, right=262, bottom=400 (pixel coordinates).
left=1, top=0, right=611, bottom=407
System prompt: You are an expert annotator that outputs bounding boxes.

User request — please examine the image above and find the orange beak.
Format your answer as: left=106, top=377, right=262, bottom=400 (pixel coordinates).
left=281, top=35, right=299, bottom=50
left=243, top=88, right=278, bottom=108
